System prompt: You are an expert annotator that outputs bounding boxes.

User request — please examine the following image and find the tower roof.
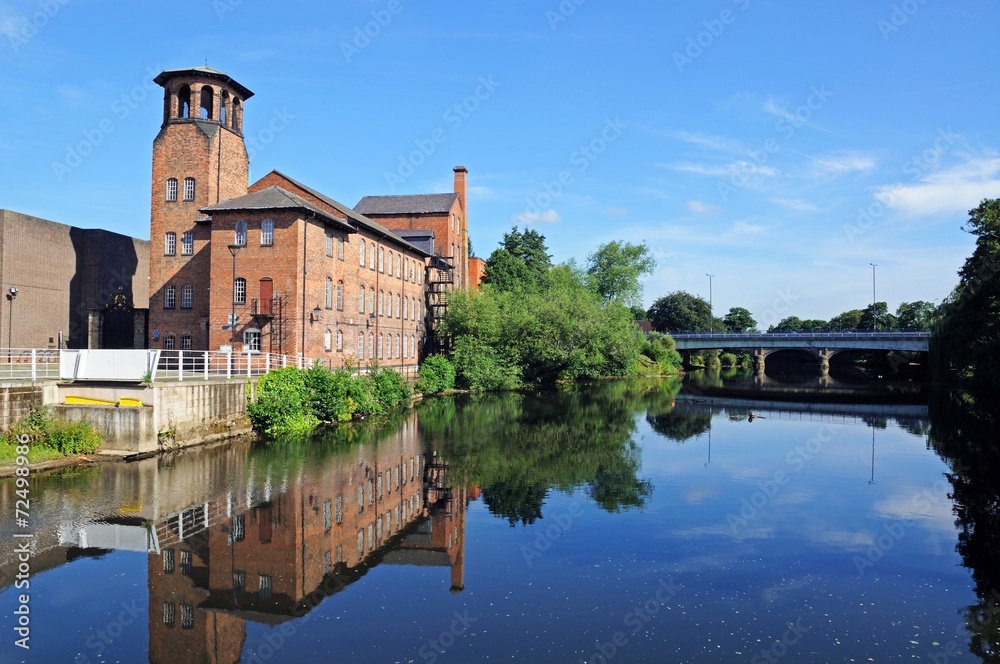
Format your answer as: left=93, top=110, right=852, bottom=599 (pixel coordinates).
left=153, top=66, right=254, bottom=99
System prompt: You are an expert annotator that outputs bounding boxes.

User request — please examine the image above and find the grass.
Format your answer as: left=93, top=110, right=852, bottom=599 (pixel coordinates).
left=0, top=439, right=69, bottom=466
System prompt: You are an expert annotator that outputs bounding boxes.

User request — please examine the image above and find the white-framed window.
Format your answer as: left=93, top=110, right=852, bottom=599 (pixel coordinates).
left=180, top=285, right=193, bottom=309
left=234, top=277, right=246, bottom=304
left=164, top=335, right=175, bottom=350
left=368, top=243, right=375, bottom=270
left=181, top=231, right=194, bottom=255
left=326, top=231, right=333, bottom=257
left=387, top=250, right=393, bottom=276
left=403, top=296, right=408, bottom=320
left=181, top=334, right=192, bottom=350
left=163, top=602, right=175, bottom=627
left=324, top=329, right=332, bottom=351
left=336, top=281, right=344, bottom=311
left=358, top=332, right=364, bottom=359
left=403, top=334, right=408, bottom=359
left=369, top=287, right=375, bottom=314
left=164, top=286, right=176, bottom=309
left=395, top=294, right=400, bottom=318
left=234, top=220, right=247, bottom=246
left=377, top=333, right=383, bottom=359
left=359, top=239, right=366, bottom=267
left=163, top=548, right=175, bottom=572
left=337, top=237, right=345, bottom=260
left=180, top=550, right=192, bottom=574
left=358, top=285, right=365, bottom=314
left=378, top=291, right=383, bottom=316
left=325, top=277, right=333, bottom=309
left=166, top=178, right=178, bottom=202
left=183, top=177, right=195, bottom=201
left=165, top=232, right=176, bottom=256
left=243, top=329, right=260, bottom=352
left=336, top=329, right=343, bottom=352
left=259, top=575, right=273, bottom=600
left=261, top=219, right=274, bottom=246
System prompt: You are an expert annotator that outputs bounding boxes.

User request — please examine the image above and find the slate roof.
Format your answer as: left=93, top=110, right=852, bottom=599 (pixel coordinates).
left=355, top=193, right=459, bottom=216
left=153, top=66, right=254, bottom=99
left=199, top=186, right=353, bottom=232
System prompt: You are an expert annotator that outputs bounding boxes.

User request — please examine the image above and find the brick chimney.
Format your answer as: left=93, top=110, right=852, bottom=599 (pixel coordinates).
left=453, top=165, right=468, bottom=213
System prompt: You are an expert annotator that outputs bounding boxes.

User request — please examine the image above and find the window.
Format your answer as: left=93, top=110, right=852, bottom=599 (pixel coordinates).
left=326, top=231, right=333, bottom=257
left=358, top=285, right=365, bottom=314
left=261, top=219, right=274, bottom=246
left=377, top=333, right=383, bottom=360
left=232, top=515, right=245, bottom=541
left=336, top=330, right=343, bottom=352
left=358, top=332, right=364, bottom=359
left=403, top=334, right=408, bottom=359
left=234, top=220, right=247, bottom=246
left=183, top=177, right=195, bottom=201
left=337, top=237, right=345, bottom=260
left=395, top=294, right=400, bottom=318
left=403, top=297, right=408, bottom=320
left=181, top=231, right=194, bottom=255
left=181, top=285, right=193, bottom=309
left=181, top=604, right=194, bottom=629
left=163, top=549, right=175, bottom=572
left=232, top=570, right=246, bottom=597
left=336, top=281, right=344, bottom=311
left=165, top=232, right=176, bottom=256
left=357, top=530, right=364, bottom=558
left=325, top=277, right=333, bottom=309
left=164, top=335, right=175, bottom=350
left=324, top=329, right=332, bottom=352
left=395, top=334, right=400, bottom=359
left=324, top=550, right=332, bottom=573
left=369, top=288, right=375, bottom=314
left=379, top=247, right=384, bottom=273
left=378, top=291, right=384, bottom=316
left=164, top=286, right=176, bottom=309
left=181, top=334, right=192, bottom=350
left=387, top=251, right=393, bottom=276
left=324, top=499, right=332, bottom=532
left=180, top=550, right=192, bottom=574
left=234, top=278, right=246, bottom=304
left=359, top=239, right=366, bottom=267
left=244, top=329, right=260, bottom=353
left=404, top=257, right=408, bottom=281
left=163, top=602, right=175, bottom=627
left=369, top=243, right=375, bottom=270
left=369, top=332, right=374, bottom=360
left=166, top=178, right=178, bottom=202
left=259, top=575, right=273, bottom=600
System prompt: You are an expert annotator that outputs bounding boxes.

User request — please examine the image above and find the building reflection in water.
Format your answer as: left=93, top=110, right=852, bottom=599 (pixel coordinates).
left=58, top=412, right=467, bottom=663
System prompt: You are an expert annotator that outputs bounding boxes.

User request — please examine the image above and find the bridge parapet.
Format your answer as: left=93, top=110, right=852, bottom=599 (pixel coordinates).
left=669, top=331, right=929, bottom=353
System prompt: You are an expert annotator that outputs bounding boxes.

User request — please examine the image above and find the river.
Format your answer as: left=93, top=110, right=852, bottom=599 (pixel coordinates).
left=0, top=375, right=997, bottom=663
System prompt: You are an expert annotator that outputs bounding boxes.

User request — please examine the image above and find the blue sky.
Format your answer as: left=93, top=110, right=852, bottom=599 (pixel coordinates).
left=2, top=1, right=999, bottom=325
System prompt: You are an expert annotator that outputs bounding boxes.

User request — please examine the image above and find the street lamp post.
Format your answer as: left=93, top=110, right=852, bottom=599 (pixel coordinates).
left=6, top=287, right=17, bottom=362
left=869, top=263, right=877, bottom=331
left=228, top=244, right=242, bottom=349
left=706, top=274, right=715, bottom=333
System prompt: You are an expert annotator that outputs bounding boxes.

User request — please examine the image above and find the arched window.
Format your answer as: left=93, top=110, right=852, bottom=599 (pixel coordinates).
left=337, top=237, right=345, bottom=260
left=200, top=86, right=214, bottom=119
left=378, top=291, right=383, bottom=316
left=336, top=330, right=343, bottom=352
left=234, top=220, right=247, bottom=246
left=403, top=334, right=408, bottom=359
left=165, top=232, right=176, bottom=256
left=183, top=177, right=196, bottom=201
left=234, top=278, right=246, bottom=304
left=358, top=332, right=364, bottom=359
left=336, top=281, right=344, bottom=311
left=403, top=296, right=408, bottom=320
left=369, top=288, right=375, bottom=314
left=368, top=243, right=375, bottom=270
left=325, top=278, right=333, bottom=309
left=394, top=334, right=399, bottom=359
left=378, top=247, right=384, bottom=273
left=387, top=251, right=393, bottom=276
left=358, top=285, right=365, bottom=314
left=164, top=334, right=176, bottom=350
left=261, top=219, right=274, bottom=246
left=178, top=85, right=191, bottom=118
left=232, top=98, right=241, bottom=131
left=220, top=90, right=229, bottom=125
left=166, top=178, right=178, bottom=202
left=395, top=294, right=400, bottom=318
left=181, top=334, right=192, bottom=350
left=324, top=329, right=332, bottom=352
left=369, top=332, right=374, bottom=359
left=377, top=334, right=383, bottom=360
left=359, top=239, right=366, bottom=267
left=163, top=286, right=176, bottom=309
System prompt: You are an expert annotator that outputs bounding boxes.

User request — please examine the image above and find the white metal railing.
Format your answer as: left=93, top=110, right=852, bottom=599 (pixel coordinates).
left=0, top=348, right=61, bottom=381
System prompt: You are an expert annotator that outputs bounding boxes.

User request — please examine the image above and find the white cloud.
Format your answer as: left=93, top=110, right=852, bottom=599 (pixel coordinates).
left=810, top=151, right=877, bottom=175
left=875, top=155, right=1000, bottom=217
left=687, top=200, right=720, bottom=215
left=770, top=197, right=821, bottom=212
left=660, top=161, right=731, bottom=177
left=515, top=209, right=560, bottom=225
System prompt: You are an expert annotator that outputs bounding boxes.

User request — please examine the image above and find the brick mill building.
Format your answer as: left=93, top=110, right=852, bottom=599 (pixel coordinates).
left=148, top=66, right=471, bottom=365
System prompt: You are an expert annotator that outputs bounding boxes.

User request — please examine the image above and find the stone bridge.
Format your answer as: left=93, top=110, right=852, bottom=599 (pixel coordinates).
left=669, top=331, right=930, bottom=373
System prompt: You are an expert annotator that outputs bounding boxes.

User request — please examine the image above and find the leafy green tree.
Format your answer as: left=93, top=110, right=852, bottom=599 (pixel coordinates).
left=647, top=291, right=712, bottom=332
left=857, top=302, right=894, bottom=331
left=938, top=198, right=1000, bottom=383
left=895, top=300, right=936, bottom=330
left=502, top=226, right=552, bottom=283
left=723, top=307, right=756, bottom=333
left=769, top=316, right=803, bottom=332
left=828, top=309, right=863, bottom=331
left=483, top=248, right=532, bottom=293
left=585, top=241, right=656, bottom=308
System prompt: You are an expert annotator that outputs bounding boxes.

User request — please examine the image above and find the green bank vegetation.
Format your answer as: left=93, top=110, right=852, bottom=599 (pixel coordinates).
left=0, top=407, right=102, bottom=465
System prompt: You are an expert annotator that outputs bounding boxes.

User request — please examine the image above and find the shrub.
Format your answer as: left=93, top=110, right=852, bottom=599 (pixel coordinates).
left=305, top=363, right=354, bottom=423
left=2, top=407, right=102, bottom=456
left=720, top=352, right=739, bottom=368
left=369, top=364, right=411, bottom=409
left=248, top=367, right=318, bottom=435
left=452, top=337, right=522, bottom=392
left=415, top=354, right=456, bottom=394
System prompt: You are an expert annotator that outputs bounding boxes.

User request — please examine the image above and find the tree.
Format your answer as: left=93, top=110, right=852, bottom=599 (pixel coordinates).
left=938, top=198, right=1000, bottom=382
left=895, top=301, right=936, bottom=329
left=482, top=248, right=532, bottom=293
left=501, top=226, right=552, bottom=285
left=585, top=241, right=656, bottom=309
left=828, top=309, right=864, bottom=331
left=857, top=302, right=893, bottom=331
left=647, top=292, right=712, bottom=332
left=769, top=316, right=803, bottom=332
left=723, top=307, right=756, bottom=333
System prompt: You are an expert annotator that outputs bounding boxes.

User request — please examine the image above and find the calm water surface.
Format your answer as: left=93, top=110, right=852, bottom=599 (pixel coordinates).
left=1, top=378, right=997, bottom=663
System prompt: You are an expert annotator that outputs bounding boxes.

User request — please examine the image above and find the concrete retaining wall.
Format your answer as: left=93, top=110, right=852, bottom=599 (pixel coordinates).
left=50, top=404, right=156, bottom=452
left=0, top=382, right=58, bottom=431
left=152, top=380, right=252, bottom=451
